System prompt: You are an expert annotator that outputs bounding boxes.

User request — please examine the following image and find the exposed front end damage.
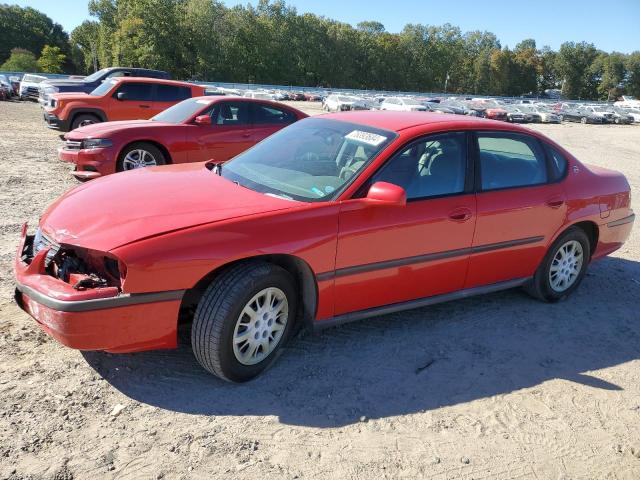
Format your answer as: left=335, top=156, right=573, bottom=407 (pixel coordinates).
left=14, top=224, right=183, bottom=353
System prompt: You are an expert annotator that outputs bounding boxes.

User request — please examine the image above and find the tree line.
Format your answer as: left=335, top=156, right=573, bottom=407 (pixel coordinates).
left=2, top=0, right=639, bottom=100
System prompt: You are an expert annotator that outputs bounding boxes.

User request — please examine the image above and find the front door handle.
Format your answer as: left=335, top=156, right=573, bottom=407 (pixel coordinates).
left=448, top=207, right=473, bottom=222
left=139, top=105, right=150, bottom=109
left=546, top=198, right=565, bottom=208
left=241, top=132, right=252, bottom=138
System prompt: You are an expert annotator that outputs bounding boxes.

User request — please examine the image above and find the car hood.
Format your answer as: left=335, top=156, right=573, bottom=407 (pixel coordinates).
left=65, top=120, right=172, bottom=139
left=40, top=163, right=302, bottom=252
left=44, top=79, right=89, bottom=87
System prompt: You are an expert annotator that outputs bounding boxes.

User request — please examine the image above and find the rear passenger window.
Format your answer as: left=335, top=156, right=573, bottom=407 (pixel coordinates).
left=155, top=85, right=192, bottom=102
left=545, top=145, right=568, bottom=181
left=113, top=83, right=152, bottom=101
left=477, top=133, right=547, bottom=190
left=251, top=104, right=296, bottom=124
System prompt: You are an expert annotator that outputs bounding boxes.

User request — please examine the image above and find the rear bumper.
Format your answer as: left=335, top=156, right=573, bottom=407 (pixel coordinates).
left=57, top=146, right=116, bottom=179
left=14, top=226, right=183, bottom=353
left=43, top=111, right=70, bottom=131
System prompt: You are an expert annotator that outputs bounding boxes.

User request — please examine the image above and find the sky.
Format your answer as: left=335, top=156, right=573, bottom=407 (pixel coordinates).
left=11, top=0, right=640, bottom=54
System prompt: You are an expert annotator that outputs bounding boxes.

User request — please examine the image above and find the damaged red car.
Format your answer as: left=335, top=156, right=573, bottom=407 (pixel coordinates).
left=15, top=112, right=634, bottom=382
left=58, top=97, right=307, bottom=180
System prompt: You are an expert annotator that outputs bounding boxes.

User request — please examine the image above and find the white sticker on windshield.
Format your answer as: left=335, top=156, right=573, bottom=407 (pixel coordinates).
left=345, top=130, right=387, bottom=146
left=196, top=99, right=211, bottom=104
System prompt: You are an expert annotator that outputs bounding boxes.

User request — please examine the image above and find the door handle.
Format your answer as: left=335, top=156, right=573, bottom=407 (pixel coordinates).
left=546, top=198, right=564, bottom=208
left=241, top=132, right=251, bottom=138
left=139, top=105, right=150, bottom=108
left=448, top=208, right=473, bottom=222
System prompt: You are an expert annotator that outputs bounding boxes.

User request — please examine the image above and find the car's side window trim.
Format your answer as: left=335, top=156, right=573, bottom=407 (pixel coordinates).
left=353, top=130, right=472, bottom=201
left=541, top=142, right=570, bottom=184
left=472, top=130, right=552, bottom=194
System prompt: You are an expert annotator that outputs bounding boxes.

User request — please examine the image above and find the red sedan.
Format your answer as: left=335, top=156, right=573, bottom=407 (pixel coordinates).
left=58, top=97, right=307, bottom=180
left=15, top=112, right=634, bottom=382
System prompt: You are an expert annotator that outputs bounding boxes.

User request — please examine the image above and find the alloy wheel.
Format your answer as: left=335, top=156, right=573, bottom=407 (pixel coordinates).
left=122, top=149, right=157, bottom=170
left=232, top=287, right=289, bottom=365
left=549, top=240, right=584, bottom=293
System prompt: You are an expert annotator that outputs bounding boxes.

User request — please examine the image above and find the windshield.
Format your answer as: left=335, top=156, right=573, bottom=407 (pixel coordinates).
left=152, top=97, right=210, bottom=123
left=89, top=79, right=118, bottom=96
left=23, top=75, right=45, bottom=83
left=84, top=68, right=110, bottom=83
left=221, top=117, right=396, bottom=202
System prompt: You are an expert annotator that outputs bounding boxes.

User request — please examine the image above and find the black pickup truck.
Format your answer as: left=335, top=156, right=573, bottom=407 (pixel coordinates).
left=38, top=67, right=170, bottom=106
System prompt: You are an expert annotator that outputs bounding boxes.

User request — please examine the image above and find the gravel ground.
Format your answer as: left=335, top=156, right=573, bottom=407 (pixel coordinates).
left=1, top=100, right=639, bottom=480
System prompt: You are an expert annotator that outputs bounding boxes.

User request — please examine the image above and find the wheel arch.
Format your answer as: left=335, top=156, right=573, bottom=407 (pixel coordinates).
left=178, top=254, right=318, bottom=332
left=549, top=220, right=600, bottom=260
left=570, top=220, right=599, bottom=258
left=69, top=108, right=107, bottom=126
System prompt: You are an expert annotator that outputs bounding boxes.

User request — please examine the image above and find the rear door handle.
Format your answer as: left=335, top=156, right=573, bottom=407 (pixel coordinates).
left=139, top=105, right=150, bottom=109
left=448, top=207, right=473, bottom=222
left=546, top=198, right=565, bottom=208
left=241, top=132, right=252, bottom=138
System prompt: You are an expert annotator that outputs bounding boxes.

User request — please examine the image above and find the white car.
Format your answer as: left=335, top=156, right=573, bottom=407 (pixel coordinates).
left=243, top=91, right=276, bottom=101
left=380, top=97, right=427, bottom=111
left=19, top=74, right=47, bottom=100
left=614, top=96, right=640, bottom=109
left=619, top=108, right=640, bottom=122
left=323, top=94, right=368, bottom=112
left=522, top=105, right=561, bottom=123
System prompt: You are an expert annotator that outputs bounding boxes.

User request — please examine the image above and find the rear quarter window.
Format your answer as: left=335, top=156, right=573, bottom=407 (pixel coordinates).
left=545, top=145, right=569, bottom=181
left=155, top=84, right=192, bottom=102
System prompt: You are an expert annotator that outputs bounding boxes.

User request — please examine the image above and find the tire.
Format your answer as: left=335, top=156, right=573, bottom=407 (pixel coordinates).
left=117, top=142, right=166, bottom=172
left=525, top=227, right=591, bottom=302
left=71, top=113, right=101, bottom=130
left=581, top=117, right=588, bottom=124
left=191, top=261, right=298, bottom=382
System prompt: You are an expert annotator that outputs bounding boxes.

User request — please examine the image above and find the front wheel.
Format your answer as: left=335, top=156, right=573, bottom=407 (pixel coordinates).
left=525, top=227, right=590, bottom=302
left=191, top=261, right=297, bottom=382
left=117, top=142, right=166, bottom=172
left=71, top=113, right=101, bottom=130
left=581, top=117, right=588, bottom=124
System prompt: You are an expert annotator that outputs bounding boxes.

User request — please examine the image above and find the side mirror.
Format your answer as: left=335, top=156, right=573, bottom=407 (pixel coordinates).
left=194, top=115, right=212, bottom=126
left=365, top=181, right=406, bottom=207
left=116, top=92, right=127, bottom=101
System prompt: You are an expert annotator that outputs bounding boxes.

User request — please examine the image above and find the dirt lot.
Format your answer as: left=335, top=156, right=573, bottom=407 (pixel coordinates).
left=1, top=100, right=639, bottom=480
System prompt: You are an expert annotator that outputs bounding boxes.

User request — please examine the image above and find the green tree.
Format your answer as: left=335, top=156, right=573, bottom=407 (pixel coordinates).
left=556, top=41, right=598, bottom=99
left=0, top=48, right=39, bottom=71
left=37, top=45, right=66, bottom=73
left=0, top=5, right=71, bottom=69
left=70, top=21, right=100, bottom=74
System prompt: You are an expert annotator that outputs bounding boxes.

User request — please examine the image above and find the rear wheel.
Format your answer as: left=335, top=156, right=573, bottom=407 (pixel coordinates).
left=191, top=261, right=297, bottom=382
left=525, top=227, right=590, bottom=302
left=71, top=113, right=101, bottom=130
left=581, top=117, right=588, bottom=124
left=117, top=142, right=166, bottom=172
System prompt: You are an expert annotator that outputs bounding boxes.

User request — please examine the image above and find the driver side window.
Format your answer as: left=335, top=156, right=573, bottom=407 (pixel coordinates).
left=212, top=102, right=250, bottom=126
left=371, top=132, right=467, bottom=200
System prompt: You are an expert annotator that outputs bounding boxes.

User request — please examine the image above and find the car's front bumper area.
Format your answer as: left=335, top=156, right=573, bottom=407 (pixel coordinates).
left=58, top=146, right=116, bottom=180
left=14, top=226, right=183, bottom=353
left=43, top=110, right=70, bottom=131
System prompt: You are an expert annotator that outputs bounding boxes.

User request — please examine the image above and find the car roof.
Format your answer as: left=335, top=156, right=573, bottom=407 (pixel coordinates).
left=110, top=77, right=196, bottom=87
left=319, top=111, right=527, bottom=133
left=189, top=96, right=308, bottom=114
